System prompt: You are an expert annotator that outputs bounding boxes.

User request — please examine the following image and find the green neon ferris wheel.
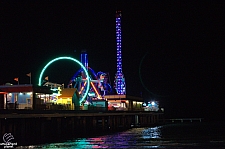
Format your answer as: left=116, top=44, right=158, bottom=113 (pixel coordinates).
left=38, top=56, right=90, bottom=104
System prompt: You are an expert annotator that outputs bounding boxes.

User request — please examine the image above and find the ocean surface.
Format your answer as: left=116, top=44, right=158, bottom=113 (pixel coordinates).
left=16, top=121, right=225, bottom=149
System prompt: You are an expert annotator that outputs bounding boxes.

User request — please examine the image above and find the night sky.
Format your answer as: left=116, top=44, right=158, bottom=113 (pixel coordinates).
left=1, top=1, right=225, bottom=120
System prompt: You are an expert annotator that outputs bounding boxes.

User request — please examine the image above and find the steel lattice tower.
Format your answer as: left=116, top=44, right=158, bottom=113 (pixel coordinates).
left=114, top=11, right=126, bottom=95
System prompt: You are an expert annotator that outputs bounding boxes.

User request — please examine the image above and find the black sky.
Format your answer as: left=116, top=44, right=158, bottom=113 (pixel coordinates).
left=1, top=1, right=225, bottom=119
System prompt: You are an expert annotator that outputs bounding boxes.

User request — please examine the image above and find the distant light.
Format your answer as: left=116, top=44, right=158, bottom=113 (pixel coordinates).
left=52, top=93, right=61, bottom=96
left=151, top=101, right=155, bottom=106
left=88, top=93, right=95, bottom=96
left=27, top=92, right=32, bottom=95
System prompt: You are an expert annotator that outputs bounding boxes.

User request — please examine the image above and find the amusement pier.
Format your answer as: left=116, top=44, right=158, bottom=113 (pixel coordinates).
left=0, top=11, right=164, bottom=146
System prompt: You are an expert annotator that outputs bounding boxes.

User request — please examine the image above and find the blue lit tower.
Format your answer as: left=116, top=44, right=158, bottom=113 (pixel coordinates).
left=81, top=49, right=88, bottom=69
left=114, top=11, right=126, bottom=95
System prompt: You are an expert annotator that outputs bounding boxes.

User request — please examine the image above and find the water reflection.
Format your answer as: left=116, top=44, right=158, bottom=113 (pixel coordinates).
left=16, top=123, right=225, bottom=148
left=23, top=127, right=162, bottom=148
left=142, top=126, right=161, bottom=139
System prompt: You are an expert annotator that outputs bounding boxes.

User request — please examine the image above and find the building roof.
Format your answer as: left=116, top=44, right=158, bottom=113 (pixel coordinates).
left=58, top=88, right=78, bottom=98
left=0, top=85, right=52, bottom=94
left=104, top=95, right=144, bottom=102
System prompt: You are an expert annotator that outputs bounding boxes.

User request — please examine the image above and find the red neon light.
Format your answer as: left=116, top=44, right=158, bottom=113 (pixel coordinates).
left=79, top=82, right=87, bottom=94
left=90, top=82, right=101, bottom=99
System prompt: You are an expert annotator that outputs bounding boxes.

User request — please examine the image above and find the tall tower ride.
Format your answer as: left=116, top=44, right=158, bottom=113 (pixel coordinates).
left=80, top=49, right=88, bottom=69
left=114, top=11, right=126, bottom=95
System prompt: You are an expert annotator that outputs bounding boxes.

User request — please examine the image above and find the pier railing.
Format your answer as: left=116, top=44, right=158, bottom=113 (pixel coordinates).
left=165, top=118, right=203, bottom=123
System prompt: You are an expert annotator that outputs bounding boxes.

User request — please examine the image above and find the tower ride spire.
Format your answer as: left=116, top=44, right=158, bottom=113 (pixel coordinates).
left=114, top=11, right=126, bottom=95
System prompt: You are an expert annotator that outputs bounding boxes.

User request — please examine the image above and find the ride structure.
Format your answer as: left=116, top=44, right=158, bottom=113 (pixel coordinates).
left=68, top=50, right=112, bottom=104
left=114, top=10, right=126, bottom=95
left=38, top=56, right=90, bottom=106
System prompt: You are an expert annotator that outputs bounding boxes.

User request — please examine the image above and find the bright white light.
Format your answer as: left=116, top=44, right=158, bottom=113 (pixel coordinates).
left=52, top=93, right=61, bottom=96
left=88, top=93, right=95, bottom=96
left=151, top=101, right=155, bottom=106
left=51, top=88, right=58, bottom=91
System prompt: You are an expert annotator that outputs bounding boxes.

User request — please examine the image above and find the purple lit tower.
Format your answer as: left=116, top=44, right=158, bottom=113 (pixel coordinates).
left=114, top=11, right=126, bottom=95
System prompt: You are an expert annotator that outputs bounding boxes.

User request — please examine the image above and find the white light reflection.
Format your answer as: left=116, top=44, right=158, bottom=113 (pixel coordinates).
left=142, top=126, right=162, bottom=139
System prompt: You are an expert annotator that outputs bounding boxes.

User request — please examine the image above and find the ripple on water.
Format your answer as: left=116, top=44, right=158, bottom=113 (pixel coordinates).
left=16, top=122, right=225, bottom=149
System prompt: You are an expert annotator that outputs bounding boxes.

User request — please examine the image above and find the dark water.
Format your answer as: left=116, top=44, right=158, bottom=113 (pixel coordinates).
left=16, top=122, right=225, bottom=149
